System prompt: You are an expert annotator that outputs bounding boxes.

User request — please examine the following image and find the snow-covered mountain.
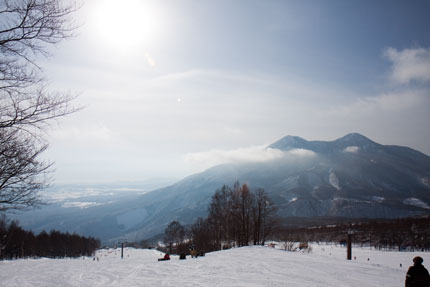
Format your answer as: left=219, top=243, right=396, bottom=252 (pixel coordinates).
left=12, top=133, right=430, bottom=243
left=116, top=133, right=429, bottom=240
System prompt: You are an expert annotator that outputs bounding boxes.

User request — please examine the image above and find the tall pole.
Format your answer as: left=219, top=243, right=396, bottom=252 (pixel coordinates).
left=347, top=232, right=352, bottom=260
left=121, top=243, right=124, bottom=259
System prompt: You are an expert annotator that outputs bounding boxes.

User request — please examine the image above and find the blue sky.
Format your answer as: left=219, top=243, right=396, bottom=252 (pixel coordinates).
left=41, top=0, right=430, bottom=183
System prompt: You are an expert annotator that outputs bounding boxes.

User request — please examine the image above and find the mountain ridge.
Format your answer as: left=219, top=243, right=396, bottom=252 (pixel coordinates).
left=269, top=133, right=381, bottom=152
left=12, top=133, right=430, bottom=243
left=117, top=133, right=429, bottom=240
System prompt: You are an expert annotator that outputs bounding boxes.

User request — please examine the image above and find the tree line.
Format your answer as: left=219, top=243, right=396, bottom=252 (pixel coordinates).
left=0, top=216, right=100, bottom=260
left=163, top=182, right=278, bottom=254
left=278, top=216, right=430, bottom=251
left=162, top=183, right=430, bottom=255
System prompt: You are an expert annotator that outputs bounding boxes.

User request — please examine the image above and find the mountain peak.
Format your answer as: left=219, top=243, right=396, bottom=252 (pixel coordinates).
left=269, top=133, right=381, bottom=153
left=338, top=133, right=371, bottom=142
left=335, top=133, right=378, bottom=148
left=269, top=135, right=309, bottom=150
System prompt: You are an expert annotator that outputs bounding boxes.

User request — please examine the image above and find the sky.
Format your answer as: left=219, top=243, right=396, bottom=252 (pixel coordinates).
left=40, top=0, right=430, bottom=184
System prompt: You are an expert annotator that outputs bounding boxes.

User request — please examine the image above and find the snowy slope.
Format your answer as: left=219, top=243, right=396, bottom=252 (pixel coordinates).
left=0, top=244, right=428, bottom=286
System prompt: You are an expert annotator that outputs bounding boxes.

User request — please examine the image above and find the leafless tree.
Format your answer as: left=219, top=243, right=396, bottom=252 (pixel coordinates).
left=197, top=183, right=279, bottom=250
left=163, top=221, right=185, bottom=253
left=0, top=0, right=79, bottom=212
left=230, top=183, right=254, bottom=247
left=190, top=217, right=216, bottom=252
left=0, top=128, right=50, bottom=211
left=253, top=188, right=277, bottom=245
left=207, top=185, right=233, bottom=249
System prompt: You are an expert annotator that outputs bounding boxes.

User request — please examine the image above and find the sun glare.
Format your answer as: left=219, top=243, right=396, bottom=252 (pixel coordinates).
left=91, top=0, right=159, bottom=52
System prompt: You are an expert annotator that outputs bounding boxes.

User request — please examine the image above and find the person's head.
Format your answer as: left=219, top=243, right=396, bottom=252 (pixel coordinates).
left=413, top=256, right=423, bottom=265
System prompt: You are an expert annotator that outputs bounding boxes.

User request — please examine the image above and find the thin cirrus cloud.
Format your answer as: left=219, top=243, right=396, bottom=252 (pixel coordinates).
left=384, top=47, right=430, bottom=84
left=321, top=89, right=427, bottom=117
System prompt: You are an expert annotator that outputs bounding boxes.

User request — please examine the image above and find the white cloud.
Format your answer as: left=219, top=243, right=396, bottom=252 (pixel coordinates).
left=384, top=47, right=430, bottom=84
left=403, top=198, right=430, bottom=210
left=289, top=149, right=316, bottom=157
left=344, top=146, right=360, bottom=153
left=184, top=146, right=286, bottom=168
left=184, top=146, right=317, bottom=172
left=324, top=48, right=429, bottom=117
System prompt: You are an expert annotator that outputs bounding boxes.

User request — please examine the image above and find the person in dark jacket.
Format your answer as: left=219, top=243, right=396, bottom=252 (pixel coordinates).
left=405, top=256, right=430, bottom=287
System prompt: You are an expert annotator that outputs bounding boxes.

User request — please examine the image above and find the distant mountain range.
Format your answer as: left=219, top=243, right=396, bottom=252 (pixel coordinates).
left=12, top=133, right=430, bottom=244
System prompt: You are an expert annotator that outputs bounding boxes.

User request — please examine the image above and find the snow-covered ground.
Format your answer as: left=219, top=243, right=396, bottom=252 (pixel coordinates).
left=0, top=244, right=428, bottom=286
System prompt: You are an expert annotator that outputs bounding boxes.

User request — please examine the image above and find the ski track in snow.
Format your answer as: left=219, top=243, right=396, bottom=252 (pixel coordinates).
left=0, top=245, right=428, bottom=286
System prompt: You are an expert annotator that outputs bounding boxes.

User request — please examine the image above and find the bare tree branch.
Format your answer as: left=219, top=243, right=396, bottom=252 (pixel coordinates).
left=0, top=128, right=50, bottom=211
left=0, top=0, right=79, bottom=212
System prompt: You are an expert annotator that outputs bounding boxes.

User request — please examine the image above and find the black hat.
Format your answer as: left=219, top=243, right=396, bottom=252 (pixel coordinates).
left=413, top=256, right=423, bottom=264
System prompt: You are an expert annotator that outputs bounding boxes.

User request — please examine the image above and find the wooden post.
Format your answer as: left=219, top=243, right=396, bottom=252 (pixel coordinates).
left=347, top=232, right=352, bottom=260
left=121, top=243, right=124, bottom=259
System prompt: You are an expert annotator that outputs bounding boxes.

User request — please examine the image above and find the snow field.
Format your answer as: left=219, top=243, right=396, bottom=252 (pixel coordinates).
left=0, top=244, right=428, bottom=286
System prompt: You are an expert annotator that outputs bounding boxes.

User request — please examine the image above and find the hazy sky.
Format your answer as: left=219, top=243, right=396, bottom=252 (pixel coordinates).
left=41, top=0, right=430, bottom=184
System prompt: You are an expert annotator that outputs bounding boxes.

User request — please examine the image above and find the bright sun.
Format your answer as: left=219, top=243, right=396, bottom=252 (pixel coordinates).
left=91, top=0, right=159, bottom=52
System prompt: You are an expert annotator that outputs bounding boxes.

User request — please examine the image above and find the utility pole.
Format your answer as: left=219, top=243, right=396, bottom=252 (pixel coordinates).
left=347, top=231, right=353, bottom=260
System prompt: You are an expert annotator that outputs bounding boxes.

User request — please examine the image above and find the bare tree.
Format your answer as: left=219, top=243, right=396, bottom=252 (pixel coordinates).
left=0, top=128, right=49, bottom=211
left=252, top=188, right=264, bottom=245
left=190, top=217, right=216, bottom=252
left=0, top=214, right=8, bottom=258
left=231, top=183, right=254, bottom=247
left=163, top=221, right=185, bottom=253
left=201, top=183, right=278, bottom=250
left=207, top=185, right=233, bottom=249
left=0, top=0, right=79, bottom=212
left=253, top=188, right=277, bottom=245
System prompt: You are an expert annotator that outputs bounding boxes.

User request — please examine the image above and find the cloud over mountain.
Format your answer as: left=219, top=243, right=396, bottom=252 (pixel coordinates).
left=384, top=47, right=430, bottom=84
